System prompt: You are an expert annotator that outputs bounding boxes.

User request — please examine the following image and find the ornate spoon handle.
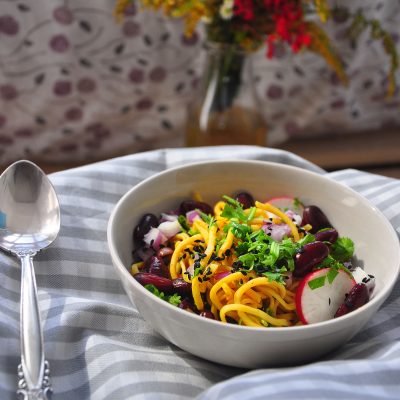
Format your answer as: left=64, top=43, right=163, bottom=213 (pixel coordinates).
left=16, top=253, right=52, bottom=400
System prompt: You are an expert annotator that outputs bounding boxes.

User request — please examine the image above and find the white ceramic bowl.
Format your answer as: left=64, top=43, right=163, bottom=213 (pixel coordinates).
left=107, top=160, right=400, bottom=368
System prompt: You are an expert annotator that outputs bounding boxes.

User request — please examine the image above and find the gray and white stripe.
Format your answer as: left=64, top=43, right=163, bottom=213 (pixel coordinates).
left=0, top=146, right=398, bottom=399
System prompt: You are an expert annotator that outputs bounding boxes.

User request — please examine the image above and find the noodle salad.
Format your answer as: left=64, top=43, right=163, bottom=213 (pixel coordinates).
left=131, top=192, right=375, bottom=327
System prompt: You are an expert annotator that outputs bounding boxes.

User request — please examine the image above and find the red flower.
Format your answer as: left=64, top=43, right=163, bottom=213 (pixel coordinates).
left=234, top=0, right=255, bottom=21
left=262, top=0, right=312, bottom=57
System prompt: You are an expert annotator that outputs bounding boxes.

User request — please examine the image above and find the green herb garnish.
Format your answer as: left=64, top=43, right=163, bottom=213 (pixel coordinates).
left=178, top=214, right=190, bottom=232
left=326, top=268, right=339, bottom=284
left=307, top=275, right=326, bottom=290
left=331, top=237, right=354, bottom=262
left=144, top=284, right=181, bottom=306
left=231, top=225, right=299, bottom=279
left=198, top=210, right=216, bottom=227
left=168, top=293, right=182, bottom=306
left=221, top=195, right=257, bottom=224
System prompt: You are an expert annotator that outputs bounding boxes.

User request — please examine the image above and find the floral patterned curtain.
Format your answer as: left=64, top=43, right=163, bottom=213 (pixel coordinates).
left=0, top=0, right=399, bottom=166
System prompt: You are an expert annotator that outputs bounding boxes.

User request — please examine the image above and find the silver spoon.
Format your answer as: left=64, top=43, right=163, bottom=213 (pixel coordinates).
left=0, top=160, right=60, bottom=400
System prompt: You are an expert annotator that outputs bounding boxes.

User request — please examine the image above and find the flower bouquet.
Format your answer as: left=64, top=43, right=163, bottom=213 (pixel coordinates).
left=115, top=1, right=398, bottom=146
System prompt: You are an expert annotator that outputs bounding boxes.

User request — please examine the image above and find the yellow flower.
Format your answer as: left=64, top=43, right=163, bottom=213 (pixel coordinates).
left=113, top=0, right=133, bottom=21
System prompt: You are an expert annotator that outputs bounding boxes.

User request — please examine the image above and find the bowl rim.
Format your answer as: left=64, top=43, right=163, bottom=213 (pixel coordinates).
left=107, top=159, right=400, bottom=333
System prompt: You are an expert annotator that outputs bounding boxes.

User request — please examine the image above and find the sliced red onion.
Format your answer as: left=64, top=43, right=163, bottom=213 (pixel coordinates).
left=143, top=227, right=168, bottom=250
left=262, top=223, right=292, bottom=242
left=186, top=264, right=194, bottom=277
left=214, top=271, right=231, bottom=281
left=186, top=209, right=201, bottom=224
left=160, top=213, right=179, bottom=222
left=285, top=209, right=302, bottom=225
left=157, top=220, right=181, bottom=239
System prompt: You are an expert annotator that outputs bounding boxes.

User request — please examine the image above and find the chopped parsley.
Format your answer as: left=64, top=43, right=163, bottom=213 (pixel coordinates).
left=178, top=214, right=190, bottom=232
left=330, top=237, right=354, bottom=262
left=221, top=195, right=256, bottom=223
left=308, top=267, right=345, bottom=290
left=307, top=275, right=326, bottom=290
left=198, top=210, right=216, bottom=227
left=230, top=224, right=305, bottom=283
left=144, top=284, right=181, bottom=306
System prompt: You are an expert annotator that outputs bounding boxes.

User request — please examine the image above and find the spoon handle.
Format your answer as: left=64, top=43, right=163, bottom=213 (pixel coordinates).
left=17, top=253, right=52, bottom=400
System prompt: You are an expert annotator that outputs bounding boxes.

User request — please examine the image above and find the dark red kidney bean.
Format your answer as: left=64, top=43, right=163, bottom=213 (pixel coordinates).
left=200, top=311, right=215, bottom=319
left=294, top=241, right=329, bottom=277
left=334, top=283, right=369, bottom=318
left=172, top=278, right=192, bottom=297
left=180, top=200, right=213, bottom=215
left=345, top=283, right=370, bottom=309
left=302, top=205, right=333, bottom=233
left=178, top=299, right=196, bottom=312
left=133, top=213, right=159, bottom=243
left=134, top=272, right=173, bottom=293
left=235, top=191, right=255, bottom=209
left=334, top=303, right=348, bottom=318
left=146, top=255, right=165, bottom=276
left=314, top=228, right=338, bottom=244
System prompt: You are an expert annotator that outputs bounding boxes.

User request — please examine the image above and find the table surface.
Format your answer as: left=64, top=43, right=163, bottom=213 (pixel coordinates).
left=279, top=127, right=400, bottom=179
left=0, top=146, right=399, bottom=400
left=2, top=128, right=398, bottom=179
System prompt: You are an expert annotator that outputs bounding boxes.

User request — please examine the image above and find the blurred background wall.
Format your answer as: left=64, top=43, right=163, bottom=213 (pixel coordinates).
left=0, top=0, right=399, bottom=172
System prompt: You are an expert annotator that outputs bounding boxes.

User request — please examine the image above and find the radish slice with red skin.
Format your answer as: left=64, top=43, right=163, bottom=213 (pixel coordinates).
left=295, top=268, right=356, bottom=324
left=266, top=196, right=304, bottom=216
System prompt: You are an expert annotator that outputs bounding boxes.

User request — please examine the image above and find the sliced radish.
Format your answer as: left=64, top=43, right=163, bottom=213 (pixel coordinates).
left=267, top=196, right=304, bottom=216
left=295, top=268, right=356, bottom=324
left=351, top=267, right=375, bottom=297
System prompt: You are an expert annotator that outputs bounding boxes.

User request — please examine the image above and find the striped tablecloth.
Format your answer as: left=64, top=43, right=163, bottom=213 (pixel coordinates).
left=0, top=146, right=399, bottom=400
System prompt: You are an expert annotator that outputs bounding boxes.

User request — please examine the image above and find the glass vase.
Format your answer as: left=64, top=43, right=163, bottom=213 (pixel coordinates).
left=185, top=42, right=267, bottom=147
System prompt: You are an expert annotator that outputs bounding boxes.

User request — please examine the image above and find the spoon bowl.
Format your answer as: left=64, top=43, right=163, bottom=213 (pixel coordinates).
left=0, top=160, right=60, bottom=252
left=0, top=160, right=60, bottom=399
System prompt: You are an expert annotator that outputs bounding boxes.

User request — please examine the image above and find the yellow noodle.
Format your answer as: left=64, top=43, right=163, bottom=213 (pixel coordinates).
left=214, top=201, right=227, bottom=217
left=180, top=260, right=192, bottom=283
left=202, top=224, right=217, bottom=267
left=222, top=287, right=234, bottom=305
left=244, top=288, right=263, bottom=305
left=234, top=277, right=269, bottom=303
left=169, top=234, right=203, bottom=279
left=217, top=229, right=234, bottom=257
left=220, top=304, right=290, bottom=327
left=209, top=272, right=246, bottom=310
left=238, top=311, right=263, bottom=327
left=193, top=219, right=209, bottom=241
left=174, top=232, right=190, bottom=241
left=192, top=276, right=204, bottom=310
left=255, top=287, right=296, bottom=311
